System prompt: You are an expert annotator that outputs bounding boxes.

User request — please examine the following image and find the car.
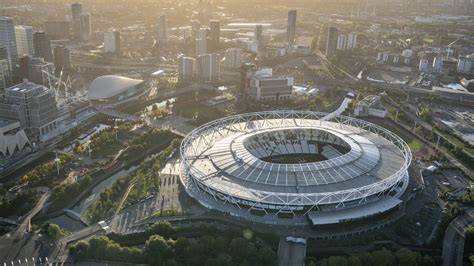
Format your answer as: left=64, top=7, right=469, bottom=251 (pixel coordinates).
left=442, top=181, right=450, bottom=186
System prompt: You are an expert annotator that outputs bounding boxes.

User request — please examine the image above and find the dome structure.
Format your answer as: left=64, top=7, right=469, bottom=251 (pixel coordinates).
left=87, top=75, right=144, bottom=101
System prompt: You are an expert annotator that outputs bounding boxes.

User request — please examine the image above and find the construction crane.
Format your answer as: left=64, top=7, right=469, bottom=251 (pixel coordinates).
left=446, top=37, right=461, bottom=58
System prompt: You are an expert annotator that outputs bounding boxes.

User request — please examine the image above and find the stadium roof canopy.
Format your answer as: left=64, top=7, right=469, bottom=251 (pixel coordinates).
left=87, top=75, right=144, bottom=100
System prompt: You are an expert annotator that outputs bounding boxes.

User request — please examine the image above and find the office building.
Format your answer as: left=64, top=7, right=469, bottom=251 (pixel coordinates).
left=336, top=34, right=346, bottom=50
left=71, top=3, right=83, bottom=40
left=0, top=59, right=11, bottom=91
left=33, top=32, right=53, bottom=62
left=44, top=21, right=70, bottom=39
left=433, top=56, right=443, bottom=73
left=104, top=31, right=121, bottom=53
left=80, top=13, right=92, bottom=41
left=287, top=10, right=297, bottom=50
left=240, top=62, right=256, bottom=96
left=393, top=55, right=400, bottom=64
left=325, top=26, right=338, bottom=56
left=178, top=56, right=196, bottom=82
left=209, top=20, right=220, bottom=52
left=157, top=15, right=168, bottom=42
left=19, top=56, right=54, bottom=86
left=249, top=68, right=293, bottom=101
left=347, top=32, right=358, bottom=49
left=0, top=17, right=18, bottom=72
left=195, top=38, right=207, bottom=57
left=254, top=24, right=263, bottom=44
left=191, top=20, right=200, bottom=38
left=224, top=48, right=242, bottom=68
left=419, top=58, right=429, bottom=72
left=196, top=28, right=208, bottom=39
left=53, top=45, right=71, bottom=71
left=0, top=80, right=58, bottom=137
left=458, top=55, right=474, bottom=74
left=15, top=25, right=35, bottom=57
left=197, top=53, right=220, bottom=81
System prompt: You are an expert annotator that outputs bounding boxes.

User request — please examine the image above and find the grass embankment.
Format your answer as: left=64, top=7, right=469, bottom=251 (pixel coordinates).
left=85, top=138, right=181, bottom=223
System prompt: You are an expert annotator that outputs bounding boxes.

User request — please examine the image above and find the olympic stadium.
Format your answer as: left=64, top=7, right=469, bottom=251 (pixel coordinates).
left=180, top=111, right=411, bottom=229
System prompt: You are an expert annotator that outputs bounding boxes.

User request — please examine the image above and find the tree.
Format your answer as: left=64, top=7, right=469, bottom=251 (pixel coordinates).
left=327, top=256, right=348, bottom=266
left=174, top=237, right=189, bottom=256
left=395, top=248, right=417, bottom=266
left=229, top=238, right=257, bottom=262
left=144, top=234, right=173, bottom=265
left=348, top=256, right=362, bottom=266
left=368, top=249, right=396, bottom=266
left=47, top=223, right=63, bottom=240
left=150, top=221, right=174, bottom=238
left=88, top=236, right=111, bottom=259
left=70, top=240, right=89, bottom=260
left=258, top=246, right=276, bottom=266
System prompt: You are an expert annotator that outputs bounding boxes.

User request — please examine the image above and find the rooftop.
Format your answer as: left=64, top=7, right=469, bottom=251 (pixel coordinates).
left=87, top=75, right=144, bottom=100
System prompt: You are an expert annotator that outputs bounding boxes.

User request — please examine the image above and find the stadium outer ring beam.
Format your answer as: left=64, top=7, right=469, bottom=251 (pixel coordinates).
left=180, top=110, right=412, bottom=211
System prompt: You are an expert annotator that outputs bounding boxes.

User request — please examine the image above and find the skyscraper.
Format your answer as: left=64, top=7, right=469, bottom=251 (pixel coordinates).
left=0, top=58, right=11, bottom=91
left=33, top=32, right=54, bottom=62
left=104, top=31, right=121, bottom=53
left=53, top=45, right=71, bottom=72
left=15, top=26, right=35, bottom=57
left=336, top=34, right=346, bottom=50
left=80, top=13, right=92, bottom=41
left=197, top=53, right=220, bottom=81
left=195, top=28, right=209, bottom=56
left=254, top=24, right=263, bottom=44
left=178, top=56, right=196, bottom=82
left=0, top=17, right=18, bottom=72
left=287, top=10, right=297, bottom=50
left=224, top=48, right=242, bottom=68
left=457, top=55, right=474, bottom=74
left=347, top=32, right=358, bottom=49
left=44, top=21, right=70, bottom=40
left=157, top=15, right=168, bottom=43
left=18, top=56, right=55, bottom=86
left=325, top=26, right=338, bottom=56
left=71, top=3, right=83, bottom=40
left=195, top=38, right=207, bottom=57
left=209, top=20, right=220, bottom=52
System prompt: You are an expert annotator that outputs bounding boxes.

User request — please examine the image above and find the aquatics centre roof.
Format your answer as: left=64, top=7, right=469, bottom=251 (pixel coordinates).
left=87, top=75, right=144, bottom=100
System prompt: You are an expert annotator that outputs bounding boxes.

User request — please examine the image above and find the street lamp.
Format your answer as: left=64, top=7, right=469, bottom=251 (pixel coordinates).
left=54, top=152, right=61, bottom=175
left=113, top=119, right=119, bottom=141
left=87, top=140, right=92, bottom=159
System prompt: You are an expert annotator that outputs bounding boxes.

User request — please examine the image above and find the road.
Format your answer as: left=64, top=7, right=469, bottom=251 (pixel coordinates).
left=442, top=208, right=474, bottom=266
left=0, top=187, right=51, bottom=263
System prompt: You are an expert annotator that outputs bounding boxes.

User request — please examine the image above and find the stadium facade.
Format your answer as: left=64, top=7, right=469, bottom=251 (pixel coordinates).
left=180, top=111, right=411, bottom=229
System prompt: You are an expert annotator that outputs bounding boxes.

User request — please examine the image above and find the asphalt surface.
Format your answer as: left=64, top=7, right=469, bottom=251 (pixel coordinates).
left=277, top=237, right=306, bottom=266
left=442, top=208, right=474, bottom=266
left=0, top=187, right=51, bottom=264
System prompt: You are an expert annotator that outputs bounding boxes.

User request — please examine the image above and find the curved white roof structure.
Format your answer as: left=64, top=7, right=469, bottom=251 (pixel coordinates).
left=180, top=111, right=411, bottom=225
left=87, top=75, right=144, bottom=100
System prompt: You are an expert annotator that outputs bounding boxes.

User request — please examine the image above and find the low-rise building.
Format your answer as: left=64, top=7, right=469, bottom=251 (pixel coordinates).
left=249, top=68, right=293, bottom=101
left=354, top=95, right=387, bottom=118
left=0, top=118, right=30, bottom=156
